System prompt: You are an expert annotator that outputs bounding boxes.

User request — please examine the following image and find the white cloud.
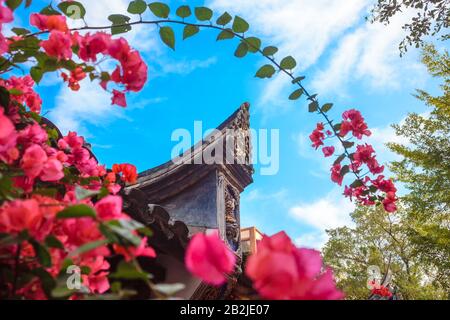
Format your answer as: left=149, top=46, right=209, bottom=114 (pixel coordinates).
left=207, top=0, right=428, bottom=115
left=295, top=231, right=329, bottom=250
left=311, top=12, right=428, bottom=96
left=289, top=189, right=355, bottom=231
left=49, top=78, right=131, bottom=135
left=159, top=57, right=218, bottom=76
left=289, top=189, right=355, bottom=249
left=243, top=188, right=288, bottom=203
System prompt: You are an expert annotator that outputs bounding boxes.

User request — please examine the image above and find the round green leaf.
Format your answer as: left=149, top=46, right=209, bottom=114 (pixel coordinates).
left=234, top=41, right=249, bottom=58
left=232, top=15, right=249, bottom=33
left=183, top=25, right=199, bottom=40
left=292, top=76, right=305, bottom=84
left=195, top=7, right=212, bottom=21
left=262, top=46, right=278, bottom=56
left=289, top=89, right=304, bottom=100
left=176, top=5, right=191, bottom=18
left=322, top=103, right=333, bottom=113
left=280, top=56, right=297, bottom=70
left=159, top=26, right=175, bottom=50
left=216, top=28, right=234, bottom=41
left=108, top=14, right=132, bottom=35
left=127, top=0, right=147, bottom=15
left=245, top=37, right=261, bottom=53
left=308, top=101, right=319, bottom=113
left=148, top=2, right=170, bottom=18
left=56, top=204, right=96, bottom=219
left=255, top=64, right=276, bottom=79
left=6, top=0, right=23, bottom=11
left=57, top=1, right=86, bottom=19
left=216, top=12, right=232, bottom=26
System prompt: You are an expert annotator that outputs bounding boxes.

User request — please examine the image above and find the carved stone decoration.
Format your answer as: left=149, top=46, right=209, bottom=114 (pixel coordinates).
left=225, top=184, right=240, bottom=251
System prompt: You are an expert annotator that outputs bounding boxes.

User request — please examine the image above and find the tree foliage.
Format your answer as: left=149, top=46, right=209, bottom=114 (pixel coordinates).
left=370, top=0, right=450, bottom=54
left=323, top=44, right=450, bottom=300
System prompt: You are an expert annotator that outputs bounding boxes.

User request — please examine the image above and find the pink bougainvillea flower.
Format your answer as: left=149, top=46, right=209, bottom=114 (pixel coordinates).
left=77, top=32, right=111, bottom=62
left=0, top=107, right=18, bottom=163
left=339, top=109, right=371, bottom=139
left=18, top=123, right=48, bottom=146
left=113, top=237, right=156, bottom=262
left=0, top=2, right=13, bottom=25
left=185, top=230, right=236, bottom=285
left=40, top=158, right=64, bottom=182
left=21, top=144, right=48, bottom=179
left=382, top=192, right=397, bottom=213
left=112, top=163, right=138, bottom=184
left=40, top=30, right=73, bottom=60
left=330, top=163, right=343, bottom=186
left=322, top=146, right=335, bottom=157
left=81, top=256, right=110, bottom=294
left=111, top=89, right=127, bottom=107
left=246, top=231, right=343, bottom=300
left=30, top=13, right=68, bottom=32
left=309, top=122, right=325, bottom=149
left=94, top=195, right=124, bottom=220
left=0, top=199, right=44, bottom=237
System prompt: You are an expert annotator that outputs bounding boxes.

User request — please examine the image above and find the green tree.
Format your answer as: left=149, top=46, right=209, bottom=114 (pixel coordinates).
left=388, top=43, right=450, bottom=295
left=323, top=44, right=450, bottom=300
left=370, top=0, right=450, bottom=54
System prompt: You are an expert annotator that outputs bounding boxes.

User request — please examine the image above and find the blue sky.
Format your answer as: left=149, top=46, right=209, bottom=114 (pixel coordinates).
left=10, top=0, right=448, bottom=249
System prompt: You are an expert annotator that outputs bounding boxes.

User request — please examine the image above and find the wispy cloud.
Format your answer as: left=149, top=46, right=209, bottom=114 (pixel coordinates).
left=159, top=57, right=218, bottom=76
left=289, top=188, right=355, bottom=249
left=49, top=79, right=131, bottom=135
left=207, top=0, right=427, bottom=117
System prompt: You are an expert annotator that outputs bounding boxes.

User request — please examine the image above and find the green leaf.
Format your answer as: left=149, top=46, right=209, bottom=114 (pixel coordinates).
left=183, top=25, right=199, bottom=40
left=350, top=179, right=364, bottom=188
left=128, top=0, right=147, bottom=15
left=75, top=185, right=100, bottom=201
left=280, top=56, right=297, bottom=70
left=153, top=283, right=186, bottom=296
left=322, top=103, right=333, bottom=113
left=289, top=89, right=304, bottom=100
left=334, top=123, right=342, bottom=131
left=176, top=5, right=191, bottom=18
left=194, top=7, right=212, bottom=21
left=108, top=14, right=132, bottom=35
left=30, top=239, right=52, bottom=268
left=262, top=46, right=278, bottom=56
left=6, top=0, right=23, bottom=10
left=159, top=26, right=175, bottom=50
left=56, top=204, right=96, bottom=219
left=40, top=4, right=61, bottom=16
left=216, top=28, right=234, bottom=41
left=216, top=12, right=232, bottom=26
left=234, top=41, right=248, bottom=58
left=308, top=101, right=318, bottom=113
left=255, top=64, right=276, bottom=79
left=110, top=261, right=150, bottom=281
left=232, top=15, right=249, bottom=33
left=342, top=141, right=355, bottom=148
left=45, top=235, right=64, bottom=250
left=68, top=239, right=109, bottom=258
left=0, top=86, right=11, bottom=109
left=292, top=76, right=305, bottom=84
left=57, top=1, right=86, bottom=19
left=11, top=27, right=30, bottom=36
left=148, top=2, right=170, bottom=18
left=340, top=165, right=350, bottom=176
left=334, top=154, right=346, bottom=165
left=9, top=88, right=23, bottom=96
left=245, top=37, right=261, bottom=53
